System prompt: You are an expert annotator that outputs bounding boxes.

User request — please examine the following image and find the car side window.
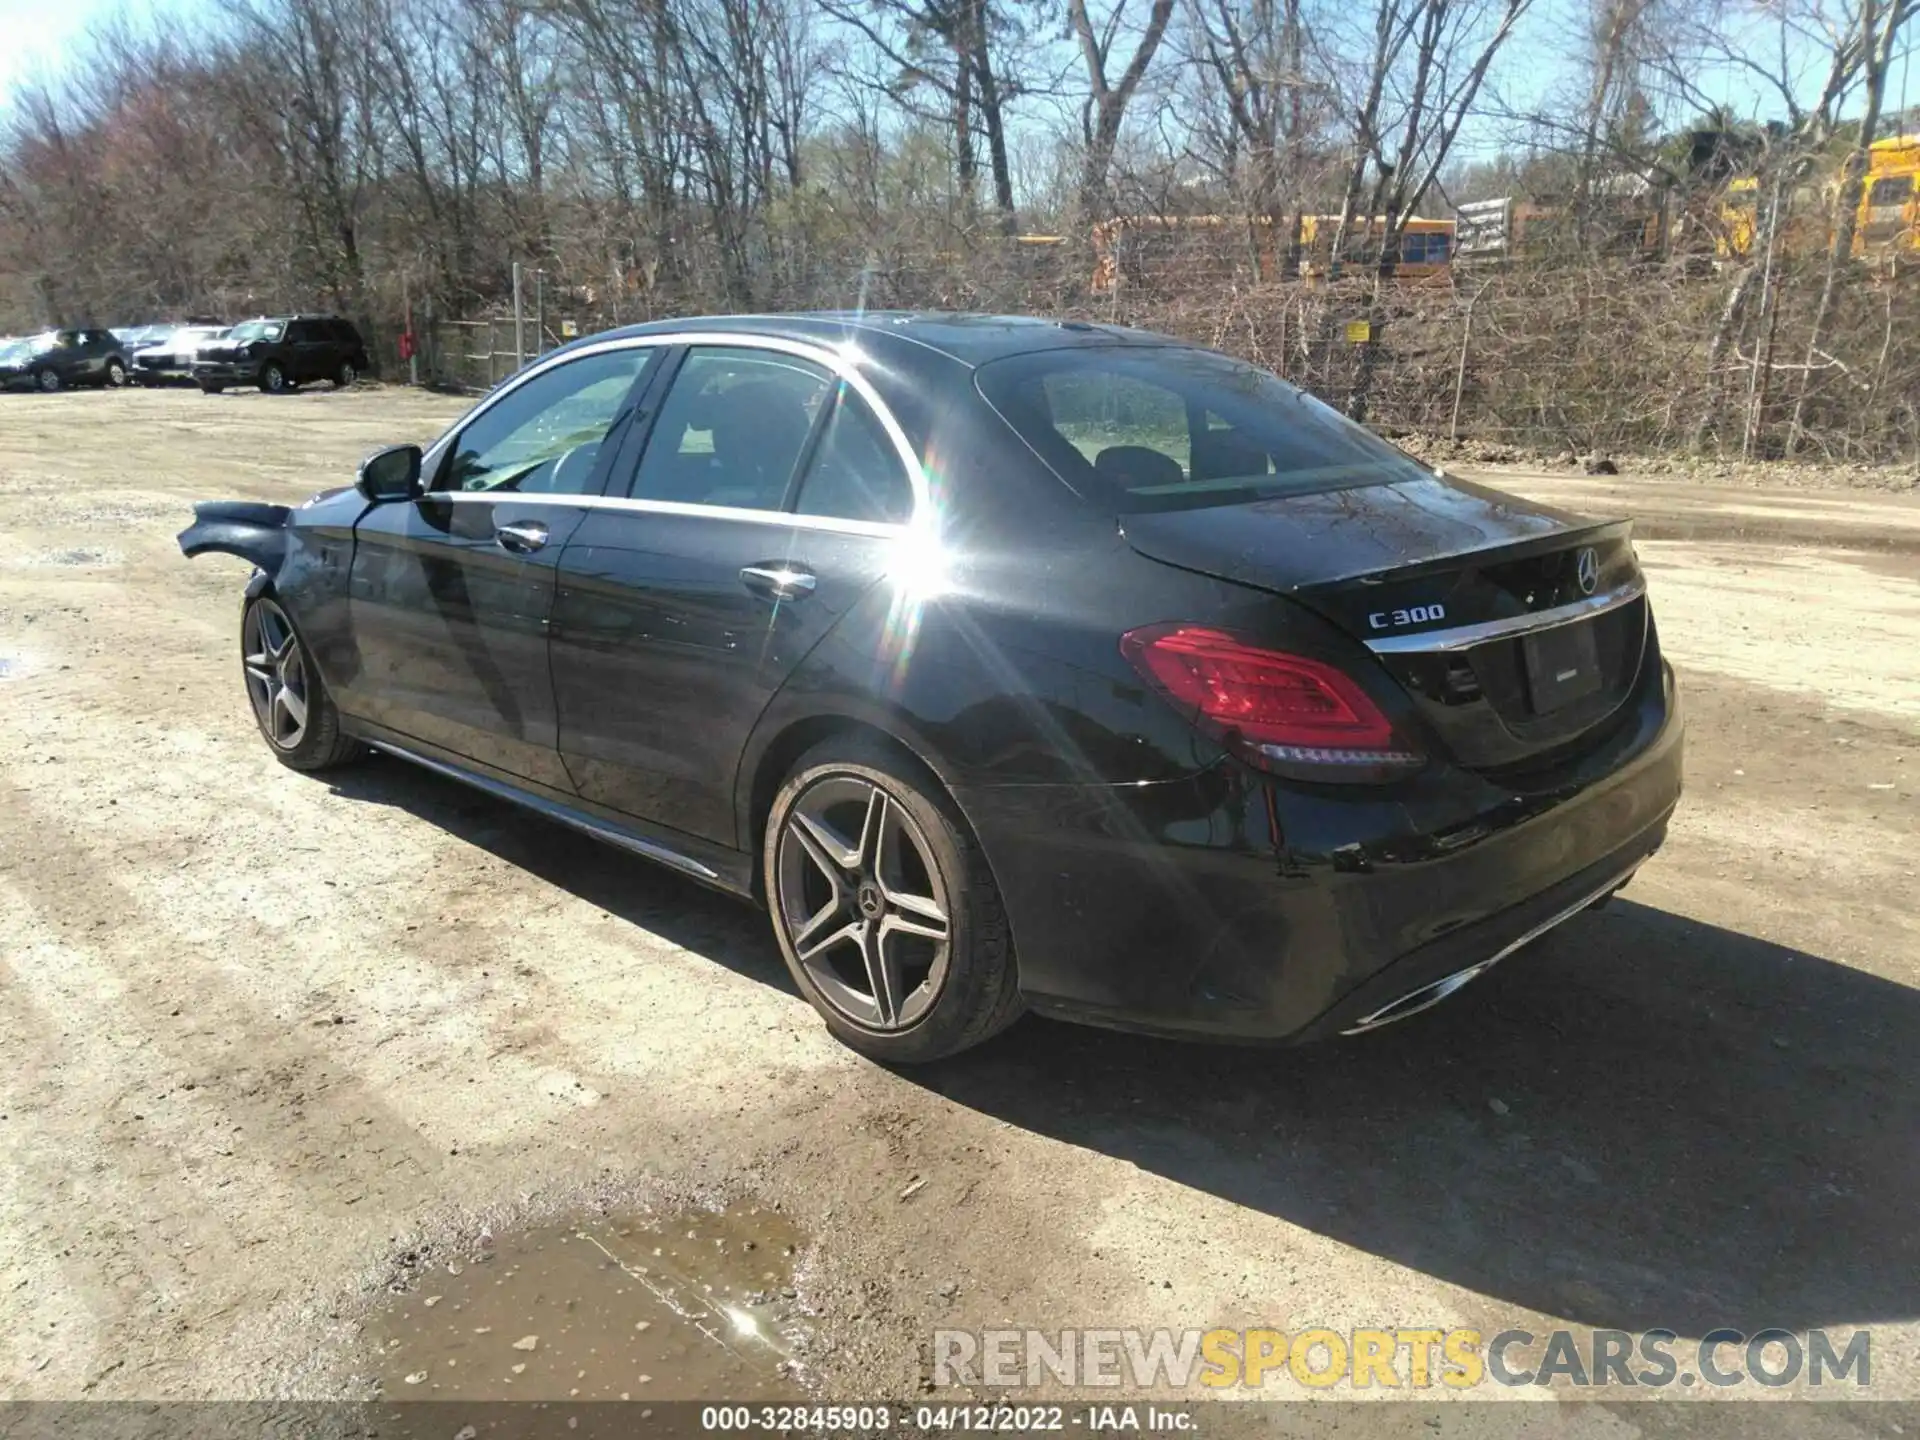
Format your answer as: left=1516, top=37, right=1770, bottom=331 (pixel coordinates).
left=285, top=320, right=316, bottom=343
left=437, top=347, right=656, bottom=496
left=628, top=347, right=833, bottom=510
left=791, top=384, right=914, bottom=525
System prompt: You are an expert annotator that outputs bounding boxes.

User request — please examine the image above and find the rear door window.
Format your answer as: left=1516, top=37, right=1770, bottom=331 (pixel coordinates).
left=790, top=385, right=914, bottom=525
left=627, top=347, right=834, bottom=511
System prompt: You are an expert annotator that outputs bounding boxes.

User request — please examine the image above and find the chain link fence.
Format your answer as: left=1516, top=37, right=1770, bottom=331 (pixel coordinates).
left=378, top=236, right=1920, bottom=466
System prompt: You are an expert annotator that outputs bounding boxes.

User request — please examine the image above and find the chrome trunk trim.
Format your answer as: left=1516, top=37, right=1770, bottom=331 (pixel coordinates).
left=1364, top=576, right=1647, bottom=654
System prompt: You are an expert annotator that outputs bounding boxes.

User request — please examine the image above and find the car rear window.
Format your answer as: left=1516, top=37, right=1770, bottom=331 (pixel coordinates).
left=974, top=346, right=1432, bottom=514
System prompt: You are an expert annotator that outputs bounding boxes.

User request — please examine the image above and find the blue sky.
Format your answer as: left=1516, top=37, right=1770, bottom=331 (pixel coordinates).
left=0, top=0, right=194, bottom=114
left=0, top=0, right=110, bottom=112
left=1, top=0, right=1910, bottom=146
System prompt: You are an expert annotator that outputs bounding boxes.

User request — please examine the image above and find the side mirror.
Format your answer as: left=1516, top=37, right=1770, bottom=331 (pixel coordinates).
left=357, top=443, right=422, bottom=502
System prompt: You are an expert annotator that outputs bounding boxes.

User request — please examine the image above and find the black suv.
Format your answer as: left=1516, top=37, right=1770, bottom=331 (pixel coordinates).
left=0, top=329, right=130, bottom=392
left=193, top=315, right=371, bottom=394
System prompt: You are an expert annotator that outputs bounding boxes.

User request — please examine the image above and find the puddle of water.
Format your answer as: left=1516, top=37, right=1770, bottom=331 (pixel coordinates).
left=366, top=1206, right=812, bottom=1401
left=0, top=656, right=13, bottom=680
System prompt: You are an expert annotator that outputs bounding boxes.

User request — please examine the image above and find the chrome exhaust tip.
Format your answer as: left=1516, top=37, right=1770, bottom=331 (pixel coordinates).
left=1339, top=864, right=1643, bottom=1037
left=1341, top=960, right=1497, bottom=1035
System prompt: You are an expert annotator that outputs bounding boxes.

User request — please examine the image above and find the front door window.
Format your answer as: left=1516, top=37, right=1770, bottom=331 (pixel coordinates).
left=438, top=348, right=658, bottom=496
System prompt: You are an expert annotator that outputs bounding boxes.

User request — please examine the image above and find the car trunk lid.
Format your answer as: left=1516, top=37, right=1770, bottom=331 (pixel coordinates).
left=1120, top=474, right=1649, bottom=771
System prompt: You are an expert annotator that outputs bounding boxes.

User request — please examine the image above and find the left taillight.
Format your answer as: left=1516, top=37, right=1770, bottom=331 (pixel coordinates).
left=1120, top=623, right=1422, bottom=780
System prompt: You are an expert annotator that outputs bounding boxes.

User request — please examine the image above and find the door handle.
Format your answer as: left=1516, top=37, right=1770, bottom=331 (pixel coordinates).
left=496, top=519, right=550, bottom=554
left=740, top=563, right=817, bottom=600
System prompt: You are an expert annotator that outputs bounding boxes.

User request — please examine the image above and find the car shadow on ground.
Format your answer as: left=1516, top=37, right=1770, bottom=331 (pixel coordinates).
left=326, top=753, right=796, bottom=996
left=922, top=897, right=1920, bottom=1339
left=331, top=756, right=1915, bottom=1339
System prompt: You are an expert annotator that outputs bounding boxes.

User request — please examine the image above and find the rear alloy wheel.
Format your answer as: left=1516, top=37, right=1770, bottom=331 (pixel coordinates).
left=766, top=740, right=1021, bottom=1063
left=334, top=361, right=357, bottom=389
left=241, top=595, right=360, bottom=771
left=259, top=361, right=289, bottom=394
left=35, top=369, right=60, bottom=393
left=105, top=359, right=127, bottom=387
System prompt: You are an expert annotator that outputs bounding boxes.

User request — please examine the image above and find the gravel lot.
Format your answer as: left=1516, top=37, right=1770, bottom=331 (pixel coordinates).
left=2, top=387, right=1916, bottom=1426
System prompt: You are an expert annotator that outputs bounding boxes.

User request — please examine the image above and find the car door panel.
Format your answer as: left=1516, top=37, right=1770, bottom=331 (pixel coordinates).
left=546, top=346, right=920, bottom=847
left=341, top=342, right=663, bottom=789
left=284, top=322, right=321, bottom=382
left=550, top=511, right=893, bottom=843
left=346, top=496, right=589, bottom=790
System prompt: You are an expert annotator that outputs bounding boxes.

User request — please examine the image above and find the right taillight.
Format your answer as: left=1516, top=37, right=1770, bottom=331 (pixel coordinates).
left=1121, top=623, right=1422, bottom=780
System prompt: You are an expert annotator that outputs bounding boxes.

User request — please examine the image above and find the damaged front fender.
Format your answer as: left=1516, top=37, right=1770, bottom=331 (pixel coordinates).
left=177, top=500, right=293, bottom=574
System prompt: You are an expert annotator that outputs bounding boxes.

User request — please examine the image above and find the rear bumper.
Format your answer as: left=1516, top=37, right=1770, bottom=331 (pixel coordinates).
left=961, top=659, right=1684, bottom=1044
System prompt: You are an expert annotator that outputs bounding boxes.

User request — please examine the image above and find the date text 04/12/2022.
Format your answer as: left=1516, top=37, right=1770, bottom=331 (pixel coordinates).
left=698, top=1405, right=1196, bottom=1432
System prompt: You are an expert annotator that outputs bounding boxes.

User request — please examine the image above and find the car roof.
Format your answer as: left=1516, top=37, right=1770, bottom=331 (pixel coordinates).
left=590, top=311, right=1184, bottom=368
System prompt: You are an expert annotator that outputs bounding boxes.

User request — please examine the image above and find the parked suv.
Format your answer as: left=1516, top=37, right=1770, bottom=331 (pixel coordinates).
left=193, top=315, right=371, bottom=394
left=0, top=329, right=131, bottom=392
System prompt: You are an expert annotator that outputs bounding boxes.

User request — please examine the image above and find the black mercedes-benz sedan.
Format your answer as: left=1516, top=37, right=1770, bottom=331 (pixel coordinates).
left=179, top=313, right=1683, bottom=1062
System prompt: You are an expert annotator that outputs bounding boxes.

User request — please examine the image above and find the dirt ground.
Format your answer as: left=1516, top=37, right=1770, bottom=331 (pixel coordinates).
left=1, top=387, right=1916, bottom=1426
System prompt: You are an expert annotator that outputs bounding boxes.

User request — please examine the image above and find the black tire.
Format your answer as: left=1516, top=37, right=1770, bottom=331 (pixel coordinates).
left=198, top=381, right=225, bottom=395
left=240, top=593, right=361, bottom=772
left=334, top=360, right=357, bottom=389
left=259, top=361, right=289, bottom=394
left=104, top=359, right=127, bottom=388
left=35, top=369, right=60, bottom=393
left=763, top=735, right=1022, bottom=1063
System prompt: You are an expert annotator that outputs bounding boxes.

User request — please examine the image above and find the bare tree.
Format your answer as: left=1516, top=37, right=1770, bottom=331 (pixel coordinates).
left=1787, top=0, right=1917, bottom=450
left=818, top=0, right=1038, bottom=218
left=1326, top=0, right=1536, bottom=277
left=224, top=0, right=388, bottom=307
left=1181, top=0, right=1323, bottom=224
left=1068, top=0, right=1175, bottom=216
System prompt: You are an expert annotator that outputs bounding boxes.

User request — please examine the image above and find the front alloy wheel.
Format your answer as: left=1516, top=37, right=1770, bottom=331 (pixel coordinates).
left=36, top=369, right=60, bottom=393
left=776, top=775, right=953, bottom=1031
left=243, top=597, right=310, bottom=750
left=260, top=361, right=288, bottom=394
left=105, top=359, right=127, bottom=387
left=238, top=595, right=360, bottom=771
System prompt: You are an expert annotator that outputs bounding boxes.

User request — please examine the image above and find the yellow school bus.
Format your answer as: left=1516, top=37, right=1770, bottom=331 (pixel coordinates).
left=1089, top=215, right=1282, bottom=292
left=1715, top=136, right=1918, bottom=262
left=1089, top=213, right=1454, bottom=292
left=1856, top=135, right=1919, bottom=257
left=1295, top=215, right=1456, bottom=281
